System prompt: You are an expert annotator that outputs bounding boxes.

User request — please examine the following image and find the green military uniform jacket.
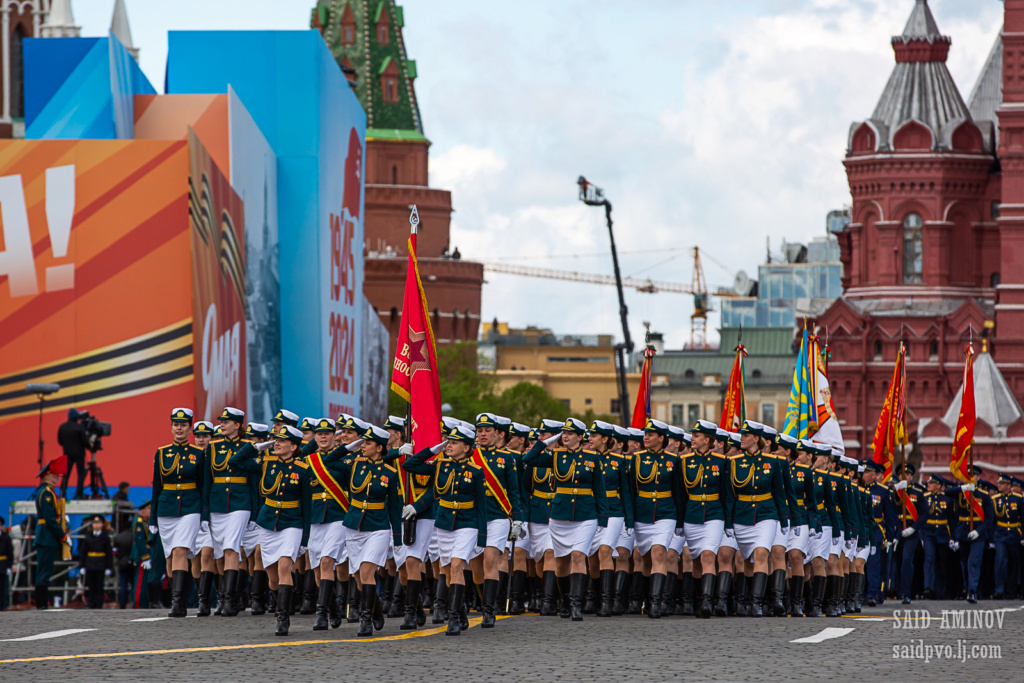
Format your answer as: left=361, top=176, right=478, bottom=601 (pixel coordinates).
left=129, top=515, right=151, bottom=564
left=202, top=436, right=252, bottom=515
left=594, top=449, right=634, bottom=528
left=856, top=485, right=872, bottom=547
left=477, top=446, right=524, bottom=523
left=680, top=450, right=732, bottom=526
left=407, top=450, right=487, bottom=546
left=841, top=473, right=861, bottom=540
left=323, top=455, right=402, bottom=546
left=629, top=449, right=686, bottom=524
left=522, top=443, right=609, bottom=525
left=770, top=454, right=797, bottom=527
left=521, top=450, right=555, bottom=525
left=815, top=468, right=841, bottom=536
left=309, top=448, right=349, bottom=525
left=33, top=484, right=67, bottom=548
left=727, top=450, right=790, bottom=527
left=791, top=462, right=820, bottom=532
left=151, top=441, right=206, bottom=520
left=230, top=443, right=311, bottom=542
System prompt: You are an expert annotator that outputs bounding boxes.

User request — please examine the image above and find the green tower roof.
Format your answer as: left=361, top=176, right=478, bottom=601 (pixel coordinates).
left=313, top=0, right=427, bottom=142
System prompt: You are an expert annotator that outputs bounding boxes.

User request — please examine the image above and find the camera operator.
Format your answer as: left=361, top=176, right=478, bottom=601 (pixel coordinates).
left=57, top=408, right=89, bottom=500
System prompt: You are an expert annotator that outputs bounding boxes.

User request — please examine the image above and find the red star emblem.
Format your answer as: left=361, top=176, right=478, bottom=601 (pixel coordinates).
left=408, top=328, right=430, bottom=377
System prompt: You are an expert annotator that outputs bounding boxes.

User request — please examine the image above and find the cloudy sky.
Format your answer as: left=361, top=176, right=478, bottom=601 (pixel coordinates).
left=77, top=0, right=1003, bottom=350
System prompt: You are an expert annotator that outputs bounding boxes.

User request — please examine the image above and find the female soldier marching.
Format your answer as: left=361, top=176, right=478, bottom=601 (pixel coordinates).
left=229, top=424, right=311, bottom=636
left=151, top=408, right=206, bottom=617
left=402, top=423, right=488, bottom=636
left=320, top=424, right=403, bottom=637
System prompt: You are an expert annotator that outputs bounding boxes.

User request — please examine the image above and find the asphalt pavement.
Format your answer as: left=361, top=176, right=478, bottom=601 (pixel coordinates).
left=1, top=601, right=1021, bottom=680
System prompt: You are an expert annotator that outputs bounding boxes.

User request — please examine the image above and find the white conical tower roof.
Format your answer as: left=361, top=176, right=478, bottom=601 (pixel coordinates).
left=942, top=351, right=1024, bottom=440
left=41, top=0, right=81, bottom=38
left=110, top=0, right=139, bottom=59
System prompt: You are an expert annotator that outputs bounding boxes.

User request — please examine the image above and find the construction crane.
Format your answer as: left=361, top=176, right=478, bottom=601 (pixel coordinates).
left=483, top=247, right=732, bottom=350
left=577, top=175, right=632, bottom=425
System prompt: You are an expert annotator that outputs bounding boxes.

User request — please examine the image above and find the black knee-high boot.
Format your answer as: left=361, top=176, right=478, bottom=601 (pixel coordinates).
left=169, top=570, right=188, bottom=618
left=662, top=572, right=677, bottom=617
left=628, top=571, right=645, bottom=614
left=509, top=570, right=527, bottom=615
left=679, top=572, right=694, bottom=615
left=357, top=584, right=374, bottom=637
left=433, top=575, right=448, bottom=624
left=481, top=578, right=498, bottom=628
left=597, top=569, right=614, bottom=617
left=347, top=580, right=360, bottom=623
left=790, top=575, right=805, bottom=617
left=749, top=572, right=767, bottom=617
left=250, top=570, right=268, bottom=616
left=446, top=583, right=464, bottom=636
left=331, top=579, right=345, bottom=628
left=696, top=573, right=715, bottom=619
left=611, top=570, right=628, bottom=615
left=495, top=571, right=509, bottom=615
left=770, top=569, right=787, bottom=617
left=569, top=572, right=585, bottom=621
left=540, top=571, right=558, bottom=616
left=400, top=578, right=421, bottom=630
left=647, top=573, right=666, bottom=619
left=275, top=584, right=292, bottom=636
left=557, top=575, right=570, bottom=618
left=808, top=574, right=826, bottom=617
left=713, top=571, right=732, bottom=617
left=314, top=579, right=333, bottom=630
left=196, top=571, right=214, bottom=617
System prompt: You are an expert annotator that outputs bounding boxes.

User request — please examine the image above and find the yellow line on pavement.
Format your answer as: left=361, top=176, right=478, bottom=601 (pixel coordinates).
left=0, top=618, right=494, bottom=665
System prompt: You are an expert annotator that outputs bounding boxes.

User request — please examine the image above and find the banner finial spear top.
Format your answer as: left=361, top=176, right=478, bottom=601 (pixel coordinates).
left=409, top=205, right=420, bottom=235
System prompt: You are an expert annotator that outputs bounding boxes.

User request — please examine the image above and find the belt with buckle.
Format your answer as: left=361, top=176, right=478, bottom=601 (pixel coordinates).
left=532, top=491, right=554, bottom=501
left=555, top=487, right=592, bottom=497
left=638, top=491, right=672, bottom=499
left=352, top=500, right=386, bottom=511
left=439, top=499, right=474, bottom=510
left=691, top=493, right=719, bottom=502
left=213, top=477, right=247, bottom=484
left=265, top=499, right=299, bottom=509
left=738, top=493, right=772, bottom=503
left=167, top=483, right=196, bottom=491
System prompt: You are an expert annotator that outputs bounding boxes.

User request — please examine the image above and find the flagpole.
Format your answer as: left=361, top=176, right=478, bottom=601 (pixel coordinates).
left=968, top=324, right=974, bottom=534
left=403, top=205, right=420, bottom=547
left=900, top=440, right=907, bottom=530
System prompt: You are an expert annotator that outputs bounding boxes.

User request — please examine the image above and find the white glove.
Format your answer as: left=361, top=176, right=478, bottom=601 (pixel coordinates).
left=812, top=529, right=822, bottom=540
left=255, top=440, right=274, bottom=452
left=430, top=441, right=447, bottom=455
left=141, top=559, right=151, bottom=570
left=948, top=540, right=959, bottom=551
left=247, top=521, right=259, bottom=533
left=543, top=434, right=561, bottom=447
left=968, top=530, right=979, bottom=541
left=901, top=527, right=915, bottom=538
left=104, top=569, right=112, bottom=576
left=793, top=526, right=801, bottom=537
left=780, top=526, right=790, bottom=537
left=510, top=521, right=523, bottom=539
left=346, top=439, right=364, bottom=452
left=725, top=528, right=734, bottom=539
left=962, top=483, right=976, bottom=493
left=892, top=539, right=898, bottom=552
left=894, top=481, right=908, bottom=491
left=399, top=443, right=414, bottom=456
left=845, top=539, right=855, bottom=550
left=1020, top=539, right=1024, bottom=547
left=148, top=525, right=158, bottom=535
left=626, top=527, right=634, bottom=537
left=401, top=504, right=416, bottom=520
left=200, top=520, right=210, bottom=533
left=675, top=528, right=684, bottom=536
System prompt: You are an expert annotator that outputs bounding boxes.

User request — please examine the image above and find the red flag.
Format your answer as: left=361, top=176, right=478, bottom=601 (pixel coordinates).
left=950, top=345, right=982, bottom=520
left=390, top=208, right=442, bottom=496
left=720, top=343, right=747, bottom=430
left=630, top=345, right=656, bottom=429
left=897, top=489, right=919, bottom=522
left=871, top=343, right=906, bottom=483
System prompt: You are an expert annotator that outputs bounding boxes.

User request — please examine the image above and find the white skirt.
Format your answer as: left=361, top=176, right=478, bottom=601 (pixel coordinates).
left=259, top=526, right=302, bottom=567
left=843, top=535, right=857, bottom=561
left=590, top=517, right=625, bottom=554
left=856, top=544, right=870, bottom=562
left=192, top=524, right=213, bottom=556
left=669, top=530, right=687, bottom=554
left=684, top=520, right=724, bottom=557
left=394, top=518, right=435, bottom=566
left=719, top=531, right=738, bottom=551
left=513, top=522, right=531, bottom=555
left=528, top=522, right=551, bottom=562
left=437, top=527, right=478, bottom=566
left=635, top=519, right=675, bottom=556
left=158, top=513, right=199, bottom=558
left=472, top=518, right=510, bottom=557
left=427, top=528, right=440, bottom=563
left=772, top=522, right=788, bottom=549
left=308, top=521, right=347, bottom=565
left=210, top=510, right=249, bottom=559
left=734, top=520, right=777, bottom=560
left=347, top=529, right=391, bottom=569
left=241, top=522, right=260, bottom=557
left=616, top=522, right=635, bottom=553
left=550, top=518, right=598, bottom=558
left=786, top=524, right=810, bottom=555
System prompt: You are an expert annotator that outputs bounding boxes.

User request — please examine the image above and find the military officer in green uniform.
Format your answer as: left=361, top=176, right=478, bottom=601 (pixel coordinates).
left=33, top=455, right=69, bottom=609
left=151, top=408, right=206, bottom=617
left=404, top=423, right=488, bottom=635
left=319, top=424, right=403, bottom=636
left=201, top=407, right=250, bottom=616
left=305, top=418, right=350, bottom=630
left=230, top=424, right=312, bottom=635
left=130, top=500, right=154, bottom=608
left=726, top=420, right=789, bottom=617
left=585, top=420, right=634, bottom=617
